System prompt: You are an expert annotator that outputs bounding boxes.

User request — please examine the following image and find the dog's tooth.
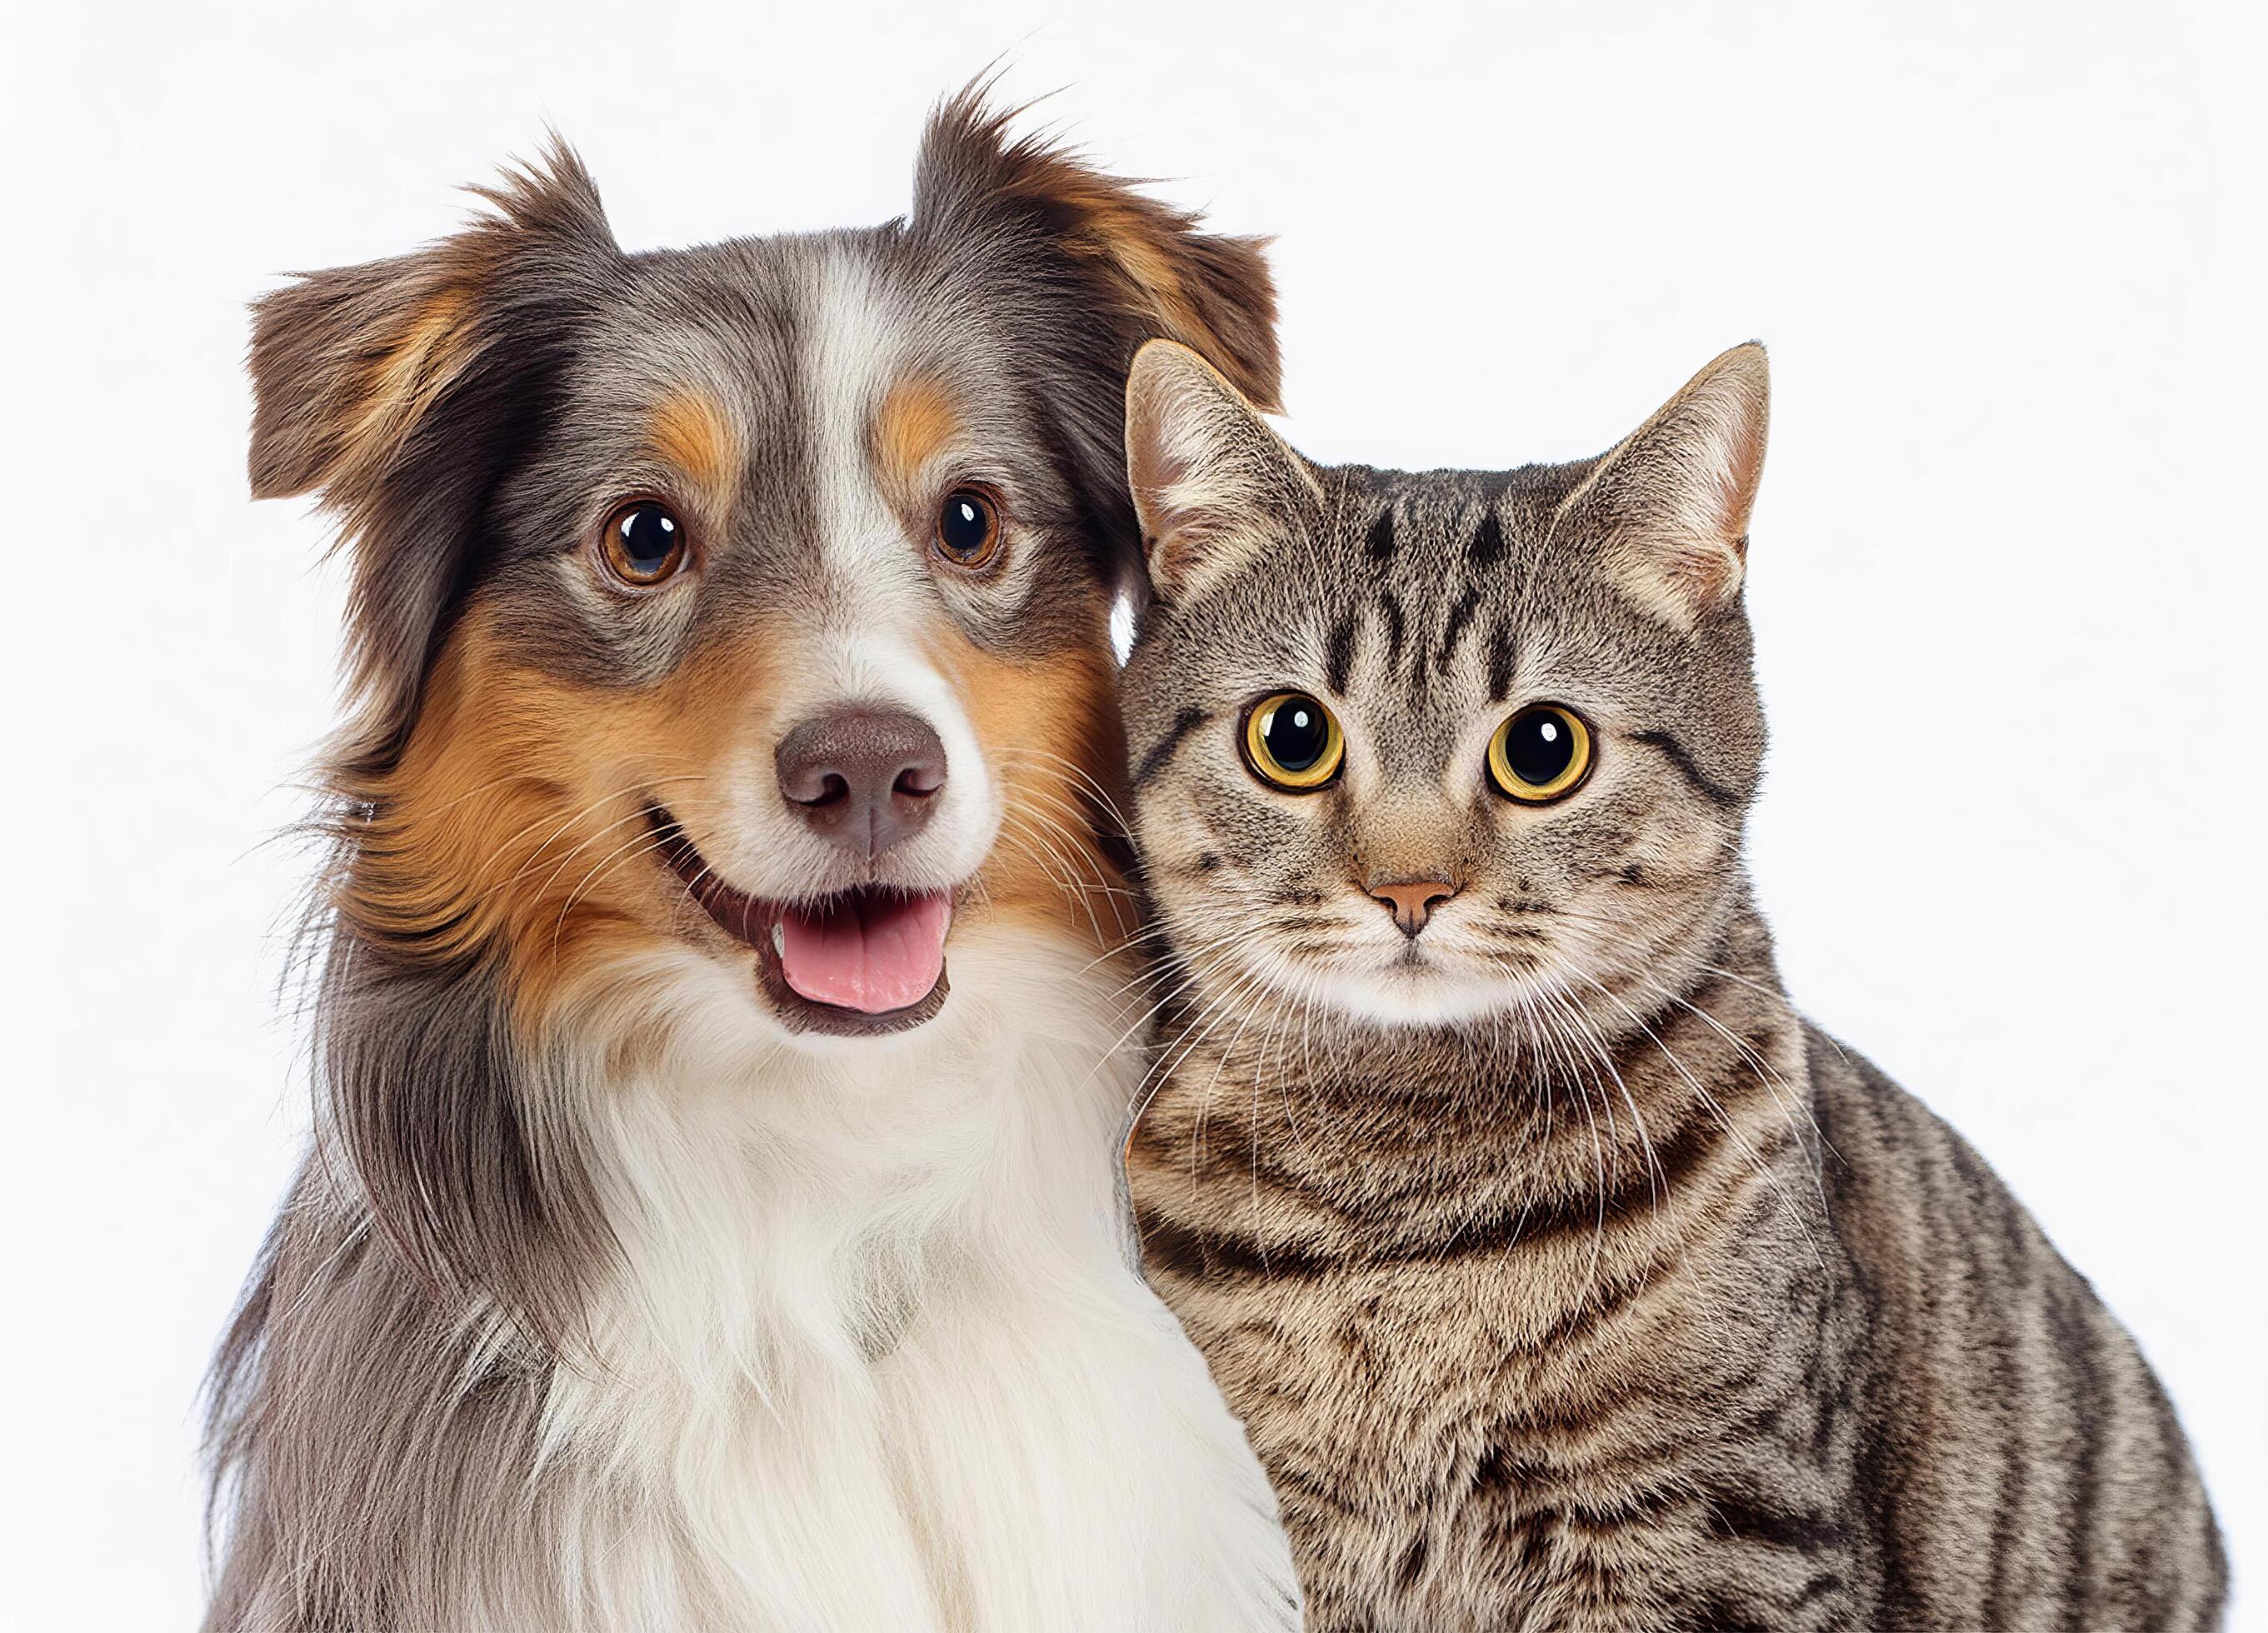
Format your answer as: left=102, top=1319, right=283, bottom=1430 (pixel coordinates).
left=772, top=921, right=786, bottom=956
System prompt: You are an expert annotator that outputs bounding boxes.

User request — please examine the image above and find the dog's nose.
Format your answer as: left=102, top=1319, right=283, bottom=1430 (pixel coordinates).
left=1367, top=875, right=1458, bottom=937
left=775, top=708, right=947, bottom=857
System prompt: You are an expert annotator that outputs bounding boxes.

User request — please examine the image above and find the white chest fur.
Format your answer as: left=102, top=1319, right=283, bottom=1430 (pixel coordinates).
left=516, top=927, right=1299, bottom=1632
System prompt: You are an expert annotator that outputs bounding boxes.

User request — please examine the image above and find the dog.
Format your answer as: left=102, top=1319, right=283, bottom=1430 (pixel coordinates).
left=203, top=92, right=1301, bottom=1631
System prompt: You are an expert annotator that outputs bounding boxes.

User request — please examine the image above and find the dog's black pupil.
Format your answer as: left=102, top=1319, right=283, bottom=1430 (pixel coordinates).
left=1264, top=697, right=1328, bottom=772
left=617, top=504, right=677, bottom=567
left=940, top=492, right=991, bottom=557
left=1503, top=709, right=1574, bottom=786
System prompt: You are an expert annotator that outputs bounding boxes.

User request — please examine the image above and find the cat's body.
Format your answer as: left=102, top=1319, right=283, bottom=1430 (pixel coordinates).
left=1115, top=344, right=2225, bottom=1631
left=1135, top=903, right=2220, bottom=1631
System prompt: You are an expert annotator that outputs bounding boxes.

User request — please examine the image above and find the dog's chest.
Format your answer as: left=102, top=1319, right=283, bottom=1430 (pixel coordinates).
left=547, top=1262, right=1273, bottom=1631
left=528, top=1011, right=1295, bottom=1631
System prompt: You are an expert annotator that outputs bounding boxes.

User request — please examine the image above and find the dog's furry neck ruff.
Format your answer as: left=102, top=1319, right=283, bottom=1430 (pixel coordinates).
left=208, top=900, right=1295, bottom=1630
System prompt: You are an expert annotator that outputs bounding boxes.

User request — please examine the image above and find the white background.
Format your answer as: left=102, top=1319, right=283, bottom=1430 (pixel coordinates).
left=3, top=0, right=2261, bottom=1626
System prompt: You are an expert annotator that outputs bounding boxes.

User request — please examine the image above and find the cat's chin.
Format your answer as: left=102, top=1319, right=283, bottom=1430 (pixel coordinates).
left=1299, top=963, right=1526, bottom=1031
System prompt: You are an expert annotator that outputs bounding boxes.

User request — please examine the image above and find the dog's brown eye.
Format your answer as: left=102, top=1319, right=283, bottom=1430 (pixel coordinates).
left=935, top=487, right=1002, bottom=568
left=600, top=499, right=688, bottom=586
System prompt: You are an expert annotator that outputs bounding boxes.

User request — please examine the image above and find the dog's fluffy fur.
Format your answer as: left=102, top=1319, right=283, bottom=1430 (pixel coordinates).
left=203, top=93, right=1300, bottom=1631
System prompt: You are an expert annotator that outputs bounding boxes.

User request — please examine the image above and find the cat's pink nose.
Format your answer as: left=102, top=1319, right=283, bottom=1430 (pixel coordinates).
left=1367, top=876, right=1458, bottom=936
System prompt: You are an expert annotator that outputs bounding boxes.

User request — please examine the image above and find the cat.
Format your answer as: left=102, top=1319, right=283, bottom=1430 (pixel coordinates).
left=1112, top=337, right=2226, bottom=1631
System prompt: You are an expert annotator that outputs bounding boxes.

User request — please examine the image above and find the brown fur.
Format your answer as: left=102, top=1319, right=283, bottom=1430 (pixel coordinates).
left=932, top=626, right=1133, bottom=946
left=644, top=387, right=742, bottom=499
left=873, top=372, right=966, bottom=502
left=334, top=607, right=784, bottom=1012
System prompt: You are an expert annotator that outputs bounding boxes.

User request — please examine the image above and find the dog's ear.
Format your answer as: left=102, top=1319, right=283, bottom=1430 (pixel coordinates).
left=247, top=142, right=617, bottom=768
left=910, top=90, right=1281, bottom=597
left=911, top=90, right=1281, bottom=411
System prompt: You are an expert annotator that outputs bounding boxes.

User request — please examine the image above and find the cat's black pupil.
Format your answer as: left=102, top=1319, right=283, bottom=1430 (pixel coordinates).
left=1264, top=698, right=1329, bottom=772
left=617, top=504, right=677, bottom=568
left=1503, top=709, right=1574, bottom=786
left=940, top=492, right=991, bottom=557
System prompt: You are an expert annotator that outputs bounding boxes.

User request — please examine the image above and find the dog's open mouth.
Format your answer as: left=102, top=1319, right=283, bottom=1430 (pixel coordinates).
left=647, top=807, right=953, bottom=1036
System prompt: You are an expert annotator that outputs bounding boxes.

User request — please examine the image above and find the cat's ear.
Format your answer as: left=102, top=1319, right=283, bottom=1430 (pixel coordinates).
left=1559, top=342, right=1769, bottom=629
left=1125, top=338, right=1316, bottom=604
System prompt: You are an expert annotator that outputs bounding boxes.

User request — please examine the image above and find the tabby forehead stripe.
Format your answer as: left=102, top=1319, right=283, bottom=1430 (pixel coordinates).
left=1364, top=508, right=1396, bottom=560
left=1431, top=586, right=1483, bottom=679
left=1324, top=611, right=1359, bottom=696
left=1485, top=621, right=1516, bottom=702
left=1467, top=511, right=1506, bottom=567
left=1377, top=589, right=1406, bottom=672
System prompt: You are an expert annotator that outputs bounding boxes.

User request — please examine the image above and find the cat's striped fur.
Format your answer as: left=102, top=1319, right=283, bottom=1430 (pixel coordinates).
left=1116, top=340, right=2226, bottom=1630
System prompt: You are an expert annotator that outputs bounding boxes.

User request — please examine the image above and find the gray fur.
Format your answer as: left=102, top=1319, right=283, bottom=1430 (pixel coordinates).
left=1120, top=346, right=2225, bottom=1631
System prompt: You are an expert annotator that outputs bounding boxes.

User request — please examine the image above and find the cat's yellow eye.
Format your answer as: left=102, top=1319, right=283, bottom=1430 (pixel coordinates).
left=1488, top=704, right=1592, bottom=803
left=1241, top=692, right=1344, bottom=792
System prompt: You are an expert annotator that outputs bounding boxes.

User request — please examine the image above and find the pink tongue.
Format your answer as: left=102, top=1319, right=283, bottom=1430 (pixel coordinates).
left=777, top=891, right=952, bottom=1013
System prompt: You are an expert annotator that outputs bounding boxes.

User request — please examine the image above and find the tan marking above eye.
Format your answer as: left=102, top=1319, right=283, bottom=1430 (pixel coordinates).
left=646, top=389, right=738, bottom=493
left=872, top=373, right=962, bottom=497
